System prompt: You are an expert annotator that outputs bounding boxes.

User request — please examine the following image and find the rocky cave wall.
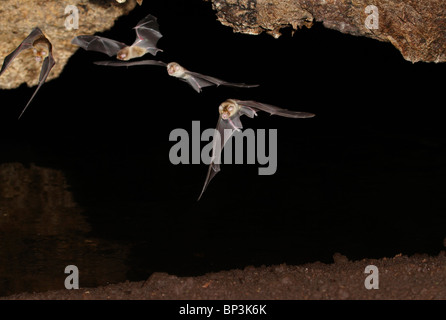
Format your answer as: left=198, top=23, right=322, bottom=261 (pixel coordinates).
left=206, top=0, right=446, bottom=63
left=0, top=0, right=137, bottom=90
left=0, top=0, right=444, bottom=90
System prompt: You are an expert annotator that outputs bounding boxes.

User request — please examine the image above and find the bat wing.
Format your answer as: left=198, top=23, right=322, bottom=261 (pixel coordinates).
left=18, top=52, right=56, bottom=119
left=0, top=27, right=44, bottom=77
left=185, top=70, right=259, bottom=92
left=183, top=75, right=215, bottom=93
left=94, top=59, right=167, bottom=67
left=198, top=116, right=243, bottom=200
left=71, top=35, right=126, bottom=57
left=132, top=14, right=163, bottom=55
left=235, top=100, right=315, bottom=118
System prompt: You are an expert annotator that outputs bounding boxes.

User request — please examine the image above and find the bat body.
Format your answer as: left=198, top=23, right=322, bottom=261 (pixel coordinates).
left=71, top=14, right=162, bottom=60
left=0, top=27, right=56, bottom=119
left=166, top=62, right=259, bottom=93
left=94, top=60, right=259, bottom=92
left=198, top=99, right=315, bottom=200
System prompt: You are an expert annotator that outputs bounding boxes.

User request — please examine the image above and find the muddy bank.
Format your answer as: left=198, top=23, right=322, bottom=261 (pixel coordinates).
left=3, top=252, right=445, bottom=300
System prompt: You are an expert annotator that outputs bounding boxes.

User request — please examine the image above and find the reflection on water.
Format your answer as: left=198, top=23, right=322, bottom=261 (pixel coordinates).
left=0, top=163, right=129, bottom=297
left=1, top=132, right=446, bottom=297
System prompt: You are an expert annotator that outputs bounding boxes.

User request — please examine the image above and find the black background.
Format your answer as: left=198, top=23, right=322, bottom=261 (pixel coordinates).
left=0, top=0, right=445, bottom=283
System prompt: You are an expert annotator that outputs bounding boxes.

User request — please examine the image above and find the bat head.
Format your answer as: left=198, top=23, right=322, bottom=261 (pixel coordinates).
left=219, top=99, right=240, bottom=120
left=116, top=47, right=131, bottom=61
left=32, top=38, right=51, bottom=62
left=167, top=62, right=185, bottom=78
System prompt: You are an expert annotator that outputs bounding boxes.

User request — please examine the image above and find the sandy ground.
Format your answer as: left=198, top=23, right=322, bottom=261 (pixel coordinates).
left=2, top=252, right=445, bottom=300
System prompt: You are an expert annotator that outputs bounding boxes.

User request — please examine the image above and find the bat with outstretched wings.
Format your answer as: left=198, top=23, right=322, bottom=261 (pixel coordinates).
left=198, top=99, right=315, bottom=200
left=0, top=27, right=56, bottom=119
left=71, top=14, right=162, bottom=60
left=94, top=60, right=259, bottom=92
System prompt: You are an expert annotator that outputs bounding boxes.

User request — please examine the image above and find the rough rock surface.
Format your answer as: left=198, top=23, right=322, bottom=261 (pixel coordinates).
left=2, top=252, right=446, bottom=299
left=207, top=0, right=446, bottom=63
left=0, top=0, right=137, bottom=89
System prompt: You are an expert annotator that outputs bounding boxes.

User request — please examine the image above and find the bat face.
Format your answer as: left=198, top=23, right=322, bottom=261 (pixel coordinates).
left=167, top=62, right=186, bottom=78
left=116, top=47, right=130, bottom=60
left=32, top=41, right=50, bottom=62
left=219, top=99, right=240, bottom=120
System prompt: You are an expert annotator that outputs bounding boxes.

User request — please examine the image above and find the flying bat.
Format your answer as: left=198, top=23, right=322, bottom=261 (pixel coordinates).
left=94, top=60, right=259, bottom=93
left=198, top=99, right=315, bottom=200
left=0, top=27, right=56, bottom=119
left=71, top=14, right=162, bottom=60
